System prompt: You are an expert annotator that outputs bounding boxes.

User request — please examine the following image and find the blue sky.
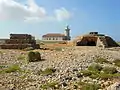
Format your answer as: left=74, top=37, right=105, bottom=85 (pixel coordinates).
left=0, top=0, right=120, bottom=41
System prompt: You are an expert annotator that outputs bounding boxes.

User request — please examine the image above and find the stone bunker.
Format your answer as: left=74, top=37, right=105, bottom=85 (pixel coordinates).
left=71, top=32, right=119, bottom=48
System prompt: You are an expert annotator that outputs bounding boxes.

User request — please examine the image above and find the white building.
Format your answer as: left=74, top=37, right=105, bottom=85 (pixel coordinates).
left=42, top=26, right=71, bottom=41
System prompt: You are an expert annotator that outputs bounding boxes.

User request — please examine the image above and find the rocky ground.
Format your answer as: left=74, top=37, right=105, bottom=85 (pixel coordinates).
left=0, top=46, right=120, bottom=90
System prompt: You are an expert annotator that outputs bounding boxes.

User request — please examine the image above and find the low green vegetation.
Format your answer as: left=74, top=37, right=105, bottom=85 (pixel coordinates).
left=81, top=70, right=92, bottom=77
left=0, top=51, right=3, bottom=54
left=19, top=74, right=27, bottom=79
left=80, top=64, right=119, bottom=80
left=40, top=81, right=59, bottom=89
left=95, top=58, right=110, bottom=64
left=77, top=81, right=101, bottom=90
left=96, top=57, right=120, bottom=68
left=113, top=59, right=120, bottom=67
left=28, top=51, right=41, bottom=62
left=98, top=73, right=113, bottom=80
left=38, top=68, right=56, bottom=76
left=17, top=55, right=26, bottom=60
left=89, top=73, right=99, bottom=79
left=0, top=65, right=8, bottom=69
left=102, top=67, right=118, bottom=74
left=0, top=64, right=21, bottom=73
left=17, top=55, right=29, bottom=64
left=5, top=64, right=21, bottom=73
left=80, top=70, right=99, bottom=79
left=81, top=64, right=102, bottom=78
left=88, top=64, right=102, bottom=72
left=81, top=83, right=101, bottom=90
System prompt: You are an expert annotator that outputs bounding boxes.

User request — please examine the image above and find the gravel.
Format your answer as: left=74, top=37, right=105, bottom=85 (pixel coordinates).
left=0, top=46, right=120, bottom=90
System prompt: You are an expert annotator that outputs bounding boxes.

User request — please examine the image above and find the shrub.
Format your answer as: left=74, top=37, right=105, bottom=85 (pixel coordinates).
left=28, top=51, right=41, bottom=62
left=40, top=68, right=56, bottom=76
left=28, top=51, right=36, bottom=62
left=95, top=58, right=109, bottom=64
left=35, top=52, right=41, bottom=61
left=88, top=64, right=102, bottom=72
left=113, top=59, right=120, bottom=67
left=102, top=67, right=118, bottom=74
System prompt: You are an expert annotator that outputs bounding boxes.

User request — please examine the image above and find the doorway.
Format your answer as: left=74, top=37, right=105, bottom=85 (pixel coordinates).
left=87, top=41, right=96, bottom=46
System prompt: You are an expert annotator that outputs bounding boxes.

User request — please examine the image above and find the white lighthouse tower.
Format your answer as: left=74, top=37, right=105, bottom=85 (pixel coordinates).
left=64, top=25, right=71, bottom=40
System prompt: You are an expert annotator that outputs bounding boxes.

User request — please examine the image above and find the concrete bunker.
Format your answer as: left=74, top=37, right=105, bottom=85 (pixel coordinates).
left=72, top=32, right=119, bottom=48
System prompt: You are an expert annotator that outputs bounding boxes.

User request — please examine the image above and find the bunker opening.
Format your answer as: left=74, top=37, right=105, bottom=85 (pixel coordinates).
left=76, top=37, right=97, bottom=46
left=87, top=41, right=96, bottom=46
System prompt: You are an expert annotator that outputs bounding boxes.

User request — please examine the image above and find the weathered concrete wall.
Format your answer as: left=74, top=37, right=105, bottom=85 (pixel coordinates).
left=96, top=36, right=119, bottom=48
left=105, top=36, right=119, bottom=47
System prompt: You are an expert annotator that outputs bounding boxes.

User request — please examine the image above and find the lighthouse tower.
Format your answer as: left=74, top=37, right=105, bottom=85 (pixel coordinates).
left=64, top=25, right=71, bottom=40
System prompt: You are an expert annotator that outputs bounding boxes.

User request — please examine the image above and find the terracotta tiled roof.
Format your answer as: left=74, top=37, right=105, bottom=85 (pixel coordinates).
left=42, top=33, right=65, bottom=37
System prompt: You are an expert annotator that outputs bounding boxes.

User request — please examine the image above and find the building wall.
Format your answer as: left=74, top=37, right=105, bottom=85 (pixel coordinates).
left=42, top=37, right=64, bottom=41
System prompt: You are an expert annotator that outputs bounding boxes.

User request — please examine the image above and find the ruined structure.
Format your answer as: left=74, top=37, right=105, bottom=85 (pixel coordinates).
left=71, top=32, right=119, bottom=48
left=0, top=34, right=39, bottom=49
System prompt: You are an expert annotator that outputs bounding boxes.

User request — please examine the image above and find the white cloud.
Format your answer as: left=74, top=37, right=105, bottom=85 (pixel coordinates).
left=0, top=0, right=72, bottom=22
left=55, top=7, right=71, bottom=21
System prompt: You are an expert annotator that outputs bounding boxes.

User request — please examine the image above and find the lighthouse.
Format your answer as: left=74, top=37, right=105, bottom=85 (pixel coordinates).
left=64, top=25, right=71, bottom=40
